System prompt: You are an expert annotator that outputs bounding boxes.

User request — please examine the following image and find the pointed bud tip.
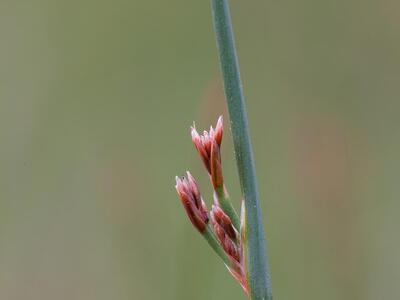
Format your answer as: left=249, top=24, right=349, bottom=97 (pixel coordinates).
left=186, top=171, right=197, bottom=186
left=190, top=126, right=199, bottom=137
left=214, top=115, right=224, bottom=146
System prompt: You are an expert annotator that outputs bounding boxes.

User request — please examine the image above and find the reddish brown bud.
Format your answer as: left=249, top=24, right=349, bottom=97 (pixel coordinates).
left=211, top=205, right=237, bottom=241
left=175, top=173, right=209, bottom=233
left=211, top=205, right=240, bottom=262
left=210, top=203, right=248, bottom=294
left=191, top=127, right=211, bottom=173
left=186, top=171, right=201, bottom=204
left=190, top=116, right=224, bottom=175
left=210, top=139, right=223, bottom=189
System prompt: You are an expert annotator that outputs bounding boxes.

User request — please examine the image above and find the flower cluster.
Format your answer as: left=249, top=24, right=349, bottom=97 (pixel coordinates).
left=191, top=116, right=224, bottom=190
left=175, top=172, right=209, bottom=233
left=175, top=116, right=248, bottom=294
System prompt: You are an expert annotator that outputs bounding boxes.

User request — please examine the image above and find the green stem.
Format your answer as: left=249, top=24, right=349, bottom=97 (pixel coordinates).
left=210, top=1, right=273, bottom=299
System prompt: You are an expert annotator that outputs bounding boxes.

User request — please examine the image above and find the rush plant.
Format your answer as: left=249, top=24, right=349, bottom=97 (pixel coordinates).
left=174, top=1, right=272, bottom=299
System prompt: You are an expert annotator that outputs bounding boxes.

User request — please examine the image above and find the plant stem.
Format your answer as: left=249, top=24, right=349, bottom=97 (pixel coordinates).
left=210, top=1, right=273, bottom=299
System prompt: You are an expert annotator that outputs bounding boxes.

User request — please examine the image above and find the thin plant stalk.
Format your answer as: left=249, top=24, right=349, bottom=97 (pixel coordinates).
left=210, top=0, right=273, bottom=299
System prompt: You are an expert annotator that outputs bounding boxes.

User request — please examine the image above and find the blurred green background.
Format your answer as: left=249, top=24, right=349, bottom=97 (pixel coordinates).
left=1, top=0, right=399, bottom=299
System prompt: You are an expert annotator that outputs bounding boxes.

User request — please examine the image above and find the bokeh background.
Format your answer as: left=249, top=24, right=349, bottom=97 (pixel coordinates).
left=1, top=0, right=399, bottom=299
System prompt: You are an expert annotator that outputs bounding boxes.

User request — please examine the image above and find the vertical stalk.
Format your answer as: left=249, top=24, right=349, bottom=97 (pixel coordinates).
left=210, top=1, right=272, bottom=299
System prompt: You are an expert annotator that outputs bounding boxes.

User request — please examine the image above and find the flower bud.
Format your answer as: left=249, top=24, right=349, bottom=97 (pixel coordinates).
left=175, top=173, right=209, bottom=233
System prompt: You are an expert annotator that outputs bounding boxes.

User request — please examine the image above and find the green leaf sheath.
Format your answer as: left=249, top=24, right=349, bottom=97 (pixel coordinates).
left=215, top=186, right=241, bottom=231
left=210, top=0, right=273, bottom=299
